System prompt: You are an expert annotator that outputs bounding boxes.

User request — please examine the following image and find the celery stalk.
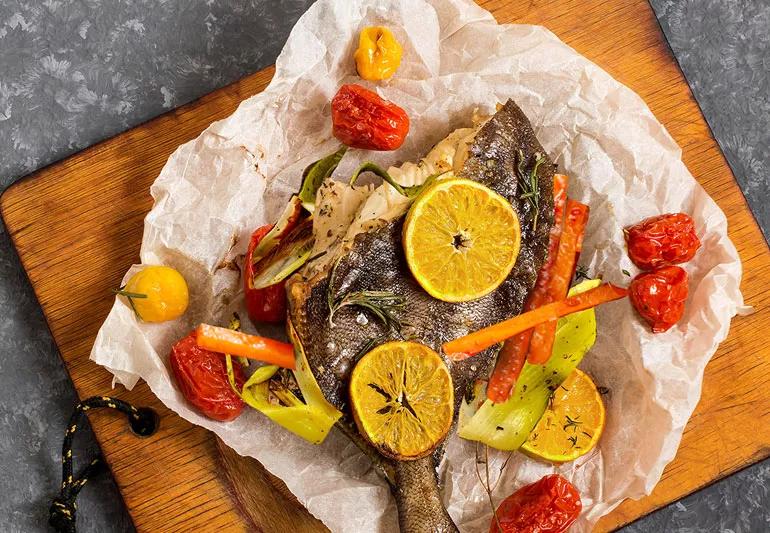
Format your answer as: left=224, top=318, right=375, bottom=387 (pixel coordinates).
left=225, top=321, right=342, bottom=444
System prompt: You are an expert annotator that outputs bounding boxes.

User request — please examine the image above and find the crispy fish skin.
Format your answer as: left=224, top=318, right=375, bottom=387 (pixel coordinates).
left=287, top=100, right=555, bottom=531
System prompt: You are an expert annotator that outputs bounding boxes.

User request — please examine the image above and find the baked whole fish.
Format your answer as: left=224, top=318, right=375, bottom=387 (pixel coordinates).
left=287, top=100, right=555, bottom=532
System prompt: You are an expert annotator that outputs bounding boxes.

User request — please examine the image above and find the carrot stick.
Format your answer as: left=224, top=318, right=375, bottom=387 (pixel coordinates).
left=486, top=337, right=528, bottom=402
left=196, top=324, right=295, bottom=369
left=528, top=200, right=589, bottom=364
left=443, top=283, right=627, bottom=359
left=486, top=174, right=569, bottom=403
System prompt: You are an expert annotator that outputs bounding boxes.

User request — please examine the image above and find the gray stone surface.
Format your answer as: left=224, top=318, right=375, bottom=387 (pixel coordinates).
left=0, top=1, right=767, bottom=532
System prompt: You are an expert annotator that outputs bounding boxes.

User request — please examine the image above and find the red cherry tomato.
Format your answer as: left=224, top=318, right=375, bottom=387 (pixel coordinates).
left=244, top=224, right=288, bottom=324
left=490, top=474, right=582, bottom=533
left=629, top=266, right=689, bottom=333
left=331, top=84, right=410, bottom=151
left=625, top=213, right=700, bottom=270
left=170, top=331, right=245, bottom=422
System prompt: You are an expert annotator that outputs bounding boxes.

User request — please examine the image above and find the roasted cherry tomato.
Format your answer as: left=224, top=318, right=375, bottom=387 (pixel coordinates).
left=170, top=331, right=245, bottom=422
left=244, top=224, right=288, bottom=324
left=629, top=265, right=689, bottom=333
left=490, top=474, right=582, bottom=533
left=119, top=265, right=189, bottom=323
left=625, top=213, right=700, bottom=270
left=331, top=84, right=410, bottom=151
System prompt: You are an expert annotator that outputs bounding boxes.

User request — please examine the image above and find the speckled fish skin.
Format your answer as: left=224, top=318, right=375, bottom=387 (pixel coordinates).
left=287, top=100, right=554, bottom=532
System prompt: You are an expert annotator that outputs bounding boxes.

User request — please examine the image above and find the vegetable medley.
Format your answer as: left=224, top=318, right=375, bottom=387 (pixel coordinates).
left=113, top=24, right=705, bottom=533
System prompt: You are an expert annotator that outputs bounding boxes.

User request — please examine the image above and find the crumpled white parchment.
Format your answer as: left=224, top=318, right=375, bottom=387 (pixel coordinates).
left=90, top=0, right=745, bottom=531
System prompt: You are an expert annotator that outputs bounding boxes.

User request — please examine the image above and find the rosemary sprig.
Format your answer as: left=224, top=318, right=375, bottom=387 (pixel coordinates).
left=326, top=258, right=405, bottom=330
left=112, top=286, right=147, bottom=320
left=329, top=290, right=405, bottom=330
left=516, top=149, right=546, bottom=231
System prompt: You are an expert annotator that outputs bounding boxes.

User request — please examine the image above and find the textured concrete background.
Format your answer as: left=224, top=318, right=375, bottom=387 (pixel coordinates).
left=0, top=1, right=767, bottom=532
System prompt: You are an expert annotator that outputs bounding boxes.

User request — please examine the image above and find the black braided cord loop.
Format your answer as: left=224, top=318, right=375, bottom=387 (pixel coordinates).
left=49, top=396, right=157, bottom=533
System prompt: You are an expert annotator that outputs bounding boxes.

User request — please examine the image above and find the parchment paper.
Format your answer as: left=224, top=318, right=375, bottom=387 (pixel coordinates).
left=91, top=0, right=745, bottom=531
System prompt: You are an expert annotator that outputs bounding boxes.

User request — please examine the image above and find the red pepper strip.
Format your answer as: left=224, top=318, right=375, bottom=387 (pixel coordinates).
left=486, top=174, right=569, bottom=403
left=528, top=200, right=590, bottom=364
left=195, top=324, right=296, bottom=369
left=442, top=283, right=627, bottom=359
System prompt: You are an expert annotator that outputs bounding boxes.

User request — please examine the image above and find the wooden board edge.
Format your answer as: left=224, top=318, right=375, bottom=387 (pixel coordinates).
left=214, top=438, right=328, bottom=532
left=0, top=65, right=277, bottom=227
left=648, top=17, right=769, bottom=248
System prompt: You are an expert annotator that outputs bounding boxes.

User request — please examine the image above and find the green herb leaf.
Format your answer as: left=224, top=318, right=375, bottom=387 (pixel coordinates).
left=350, top=162, right=442, bottom=199
left=622, top=269, right=631, bottom=277
left=574, top=265, right=590, bottom=282
left=326, top=258, right=405, bottom=330
left=299, top=146, right=348, bottom=212
left=515, top=150, right=546, bottom=231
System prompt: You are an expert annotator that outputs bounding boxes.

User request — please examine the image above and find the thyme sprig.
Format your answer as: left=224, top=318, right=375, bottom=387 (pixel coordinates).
left=563, top=414, right=582, bottom=432
left=516, top=149, right=546, bottom=231
left=326, top=259, right=405, bottom=330
left=475, top=443, right=503, bottom=533
left=574, top=265, right=590, bottom=282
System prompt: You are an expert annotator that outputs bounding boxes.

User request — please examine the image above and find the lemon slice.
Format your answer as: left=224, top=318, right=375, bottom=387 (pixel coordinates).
left=349, top=341, right=454, bottom=460
left=403, top=177, right=520, bottom=302
left=521, top=369, right=605, bottom=463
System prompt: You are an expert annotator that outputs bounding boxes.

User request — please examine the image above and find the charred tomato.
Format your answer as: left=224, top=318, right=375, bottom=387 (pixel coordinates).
left=625, top=213, right=700, bottom=270
left=490, top=474, right=582, bottom=533
left=629, top=265, right=689, bottom=333
left=170, top=330, right=245, bottom=422
left=331, top=84, right=409, bottom=151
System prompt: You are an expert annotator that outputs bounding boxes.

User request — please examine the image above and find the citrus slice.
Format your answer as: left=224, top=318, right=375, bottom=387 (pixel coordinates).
left=403, top=176, right=521, bottom=302
left=521, top=369, right=605, bottom=463
left=349, top=341, right=454, bottom=460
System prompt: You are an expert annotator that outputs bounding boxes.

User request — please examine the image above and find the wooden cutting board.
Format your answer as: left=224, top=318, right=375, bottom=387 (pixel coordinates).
left=3, top=1, right=769, bottom=531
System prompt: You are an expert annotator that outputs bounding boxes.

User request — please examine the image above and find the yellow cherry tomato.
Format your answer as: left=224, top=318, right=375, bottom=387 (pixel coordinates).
left=354, top=26, right=402, bottom=81
left=120, top=266, right=189, bottom=322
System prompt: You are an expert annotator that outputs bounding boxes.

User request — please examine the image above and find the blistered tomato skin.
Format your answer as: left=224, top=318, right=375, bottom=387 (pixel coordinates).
left=490, top=474, right=582, bottom=533
left=331, top=84, right=410, bottom=151
left=244, top=224, right=288, bottom=324
left=625, top=213, right=700, bottom=270
left=629, top=266, right=689, bottom=333
left=170, top=331, right=245, bottom=422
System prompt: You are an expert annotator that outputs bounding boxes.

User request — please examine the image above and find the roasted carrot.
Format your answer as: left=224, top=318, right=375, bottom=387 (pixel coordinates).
left=443, top=283, right=627, bottom=359
left=486, top=337, right=529, bottom=402
left=196, top=324, right=296, bottom=369
left=528, top=200, right=589, bottom=364
left=486, top=174, right=569, bottom=403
